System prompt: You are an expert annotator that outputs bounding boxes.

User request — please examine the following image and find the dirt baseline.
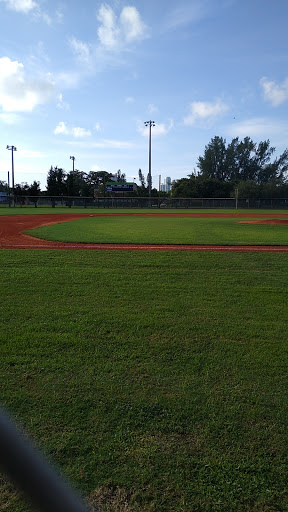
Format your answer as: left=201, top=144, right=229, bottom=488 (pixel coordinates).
left=1, top=213, right=288, bottom=252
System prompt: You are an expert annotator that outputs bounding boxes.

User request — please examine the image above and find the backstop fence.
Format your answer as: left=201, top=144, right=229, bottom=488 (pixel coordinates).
left=1, top=195, right=288, bottom=209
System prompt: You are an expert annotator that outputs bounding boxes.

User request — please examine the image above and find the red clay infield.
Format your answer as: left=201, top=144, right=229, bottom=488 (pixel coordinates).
left=1, top=213, right=288, bottom=252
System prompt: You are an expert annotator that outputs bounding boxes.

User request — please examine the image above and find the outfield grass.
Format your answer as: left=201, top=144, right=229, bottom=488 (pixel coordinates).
left=1, top=206, right=288, bottom=215
left=1, top=249, right=288, bottom=511
left=28, top=214, right=288, bottom=246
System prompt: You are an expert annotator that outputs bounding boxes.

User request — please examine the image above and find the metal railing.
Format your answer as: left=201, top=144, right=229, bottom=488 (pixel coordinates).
left=0, top=409, right=90, bottom=512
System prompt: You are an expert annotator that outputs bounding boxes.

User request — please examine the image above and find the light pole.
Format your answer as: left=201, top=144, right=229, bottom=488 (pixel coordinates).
left=70, top=155, right=75, bottom=173
left=144, top=120, right=155, bottom=207
left=6, top=145, right=17, bottom=207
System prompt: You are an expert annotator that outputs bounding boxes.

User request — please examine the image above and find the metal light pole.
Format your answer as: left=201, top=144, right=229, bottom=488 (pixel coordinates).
left=144, top=120, right=155, bottom=207
left=70, top=156, right=75, bottom=173
left=6, top=145, right=17, bottom=207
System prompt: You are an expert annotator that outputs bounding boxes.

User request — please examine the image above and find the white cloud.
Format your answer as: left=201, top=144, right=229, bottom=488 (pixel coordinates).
left=0, top=0, right=52, bottom=23
left=66, top=139, right=133, bottom=149
left=120, top=6, right=147, bottom=42
left=97, top=4, right=119, bottom=49
left=260, top=77, right=288, bottom=107
left=93, top=139, right=132, bottom=149
left=37, top=10, right=51, bottom=24
left=0, top=56, right=55, bottom=112
left=227, top=117, right=288, bottom=139
left=138, top=119, right=173, bottom=137
left=56, top=72, right=80, bottom=89
left=0, top=112, right=21, bottom=124
left=72, top=126, right=91, bottom=138
left=69, top=37, right=92, bottom=65
left=55, top=6, right=64, bottom=23
left=56, top=93, right=69, bottom=110
left=0, top=0, right=37, bottom=13
left=148, top=103, right=158, bottom=114
left=54, top=121, right=69, bottom=135
left=97, top=3, right=147, bottom=50
left=94, top=122, right=101, bottom=131
left=18, top=149, right=47, bottom=158
left=125, top=96, right=135, bottom=103
left=183, top=99, right=229, bottom=126
left=68, top=5, right=147, bottom=72
left=165, top=2, right=208, bottom=30
left=54, top=121, right=91, bottom=138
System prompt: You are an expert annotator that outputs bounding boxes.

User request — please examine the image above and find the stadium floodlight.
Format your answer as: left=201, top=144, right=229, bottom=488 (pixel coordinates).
left=144, top=121, right=155, bottom=207
left=70, top=155, right=75, bottom=172
left=6, top=145, right=17, bottom=208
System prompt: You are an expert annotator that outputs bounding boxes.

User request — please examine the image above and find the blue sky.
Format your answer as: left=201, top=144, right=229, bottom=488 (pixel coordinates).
left=1, top=0, right=288, bottom=190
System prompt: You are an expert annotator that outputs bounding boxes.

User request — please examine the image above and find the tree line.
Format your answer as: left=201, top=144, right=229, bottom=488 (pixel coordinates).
left=46, top=168, right=127, bottom=197
left=172, top=136, right=288, bottom=199
left=0, top=167, right=162, bottom=198
left=1, top=135, right=288, bottom=199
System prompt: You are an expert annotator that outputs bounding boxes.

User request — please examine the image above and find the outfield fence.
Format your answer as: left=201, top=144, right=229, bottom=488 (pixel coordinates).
left=1, top=195, right=288, bottom=209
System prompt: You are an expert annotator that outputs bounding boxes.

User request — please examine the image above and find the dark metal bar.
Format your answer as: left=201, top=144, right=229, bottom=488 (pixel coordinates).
left=0, top=409, right=90, bottom=512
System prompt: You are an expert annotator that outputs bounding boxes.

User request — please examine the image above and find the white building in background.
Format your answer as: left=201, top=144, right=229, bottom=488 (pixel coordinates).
left=160, top=177, right=172, bottom=193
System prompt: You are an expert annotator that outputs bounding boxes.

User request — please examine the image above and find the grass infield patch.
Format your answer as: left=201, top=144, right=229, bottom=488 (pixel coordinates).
left=0, top=249, right=288, bottom=511
left=28, top=214, right=288, bottom=245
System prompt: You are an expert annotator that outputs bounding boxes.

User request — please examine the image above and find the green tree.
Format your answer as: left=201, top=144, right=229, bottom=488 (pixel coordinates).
left=172, top=174, right=233, bottom=198
left=66, top=171, right=88, bottom=196
left=171, top=174, right=198, bottom=197
left=0, top=180, right=8, bottom=192
left=28, top=180, right=41, bottom=195
left=198, top=136, right=228, bottom=180
left=91, top=171, right=114, bottom=196
left=138, top=168, right=146, bottom=188
left=257, top=148, right=288, bottom=184
left=115, top=169, right=126, bottom=182
left=197, top=136, right=288, bottom=185
left=46, top=166, right=67, bottom=196
left=28, top=180, right=41, bottom=207
left=137, top=168, right=149, bottom=196
left=236, top=180, right=260, bottom=200
left=14, top=182, right=29, bottom=205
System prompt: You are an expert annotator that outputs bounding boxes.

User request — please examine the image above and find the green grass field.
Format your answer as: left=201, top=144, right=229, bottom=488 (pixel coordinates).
left=28, top=214, right=288, bottom=246
left=1, top=206, right=288, bottom=215
left=1, top=212, right=288, bottom=511
left=2, top=207, right=236, bottom=215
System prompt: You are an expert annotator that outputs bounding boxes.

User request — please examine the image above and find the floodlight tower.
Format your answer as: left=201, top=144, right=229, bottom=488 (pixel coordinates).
left=70, top=155, right=75, bottom=173
left=144, top=120, right=155, bottom=207
left=6, top=145, right=17, bottom=207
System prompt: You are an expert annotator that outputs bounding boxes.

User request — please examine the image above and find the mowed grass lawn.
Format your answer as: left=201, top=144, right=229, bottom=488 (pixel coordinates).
left=0, top=248, right=288, bottom=511
left=28, top=214, right=288, bottom=246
